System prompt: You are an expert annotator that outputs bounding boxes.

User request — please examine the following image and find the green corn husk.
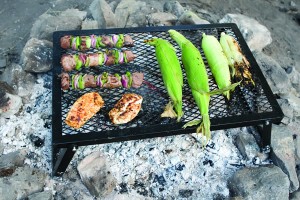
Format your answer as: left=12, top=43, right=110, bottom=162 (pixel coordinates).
left=168, top=29, right=211, bottom=143
left=145, top=38, right=183, bottom=121
left=202, top=33, right=232, bottom=99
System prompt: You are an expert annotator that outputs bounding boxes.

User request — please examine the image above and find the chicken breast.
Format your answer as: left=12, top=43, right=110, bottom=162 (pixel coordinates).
left=109, top=93, right=143, bottom=124
left=65, top=92, right=104, bottom=129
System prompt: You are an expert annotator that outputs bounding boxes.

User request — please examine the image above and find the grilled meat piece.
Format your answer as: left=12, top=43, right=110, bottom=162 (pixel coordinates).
left=109, top=93, right=143, bottom=124
left=65, top=92, right=104, bottom=129
left=61, top=54, right=76, bottom=72
left=132, top=72, right=144, bottom=88
left=60, top=72, right=70, bottom=90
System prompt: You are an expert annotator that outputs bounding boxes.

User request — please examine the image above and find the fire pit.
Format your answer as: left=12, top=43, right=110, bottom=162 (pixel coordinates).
left=52, top=24, right=283, bottom=176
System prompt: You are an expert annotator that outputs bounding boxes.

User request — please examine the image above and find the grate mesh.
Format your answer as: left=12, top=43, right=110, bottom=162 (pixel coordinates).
left=54, top=27, right=273, bottom=135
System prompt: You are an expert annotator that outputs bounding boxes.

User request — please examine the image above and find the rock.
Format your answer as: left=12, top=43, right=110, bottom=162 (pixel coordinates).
left=271, top=124, right=299, bottom=192
left=281, top=93, right=300, bottom=118
left=294, top=13, right=300, bottom=25
left=115, top=0, right=149, bottom=27
left=0, top=63, right=36, bottom=97
left=0, top=89, right=9, bottom=108
left=277, top=98, right=294, bottom=124
left=228, top=165, right=289, bottom=200
left=253, top=51, right=293, bottom=96
left=163, top=1, right=185, bottom=17
left=296, top=136, right=300, bottom=164
left=0, top=81, right=15, bottom=94
left=59, top=8, right=87, bottom=21
left=89, top=0, right=117, bottom=28
left=287, top=65, right=300, bottom=94
left=30, top=9, right=86, bottom=41
left=290, top=1, right=297, bottom=7
left=235, top=132, right=260, bottom=161
left=0, top=166, right=46, bottom=200
left=219, top=14, right=272, bottom=51
left=21, top=38, right=53, bottom=73
left=54, top=169, right=94, bottom=200
left=77, top=151, right=116, bottom=197
left=0, top=92, right=22, bottom=117
left=177, top=11, right=210, bottom=25
left=290, top=190, right=300, bottom=200
left=0, top=58, right=6, bottom=68
left=0, top=149, right=27, bottom=177
left=81, top=19, right=99, bottom=30
left=27, top=190, right=53, bottom=200
left=148, top=12, right=177, bottom=26
left=0, top=142, right=4, bottom=155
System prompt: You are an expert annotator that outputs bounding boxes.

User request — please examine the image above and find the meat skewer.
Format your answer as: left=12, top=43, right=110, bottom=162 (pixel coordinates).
left=61, top=72, right=144, bottom=90
left=60, top=34, right=134, bottom=50
left=61, top=50, right=136, bottom=72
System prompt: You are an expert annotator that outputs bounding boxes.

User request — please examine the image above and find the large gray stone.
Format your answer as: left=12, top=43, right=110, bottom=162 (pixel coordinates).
left=0, top=166, right=46, bottom=200
left=235, top=132, right=260, bottom=161
left=290, top=190, right=300, bottom=200
left=277, top=98, right=294, bottom=124
left=21, top=38, right=53, bottom=73
left=30, top=9, right=86, bottom=41
left=0, top=81, right=15, bottom=94
left=219, top=14, right=272, bottom=52
left=59, top=8, right=87, bottom=21
left=81, top=19, right=99, bottom=30
left=228, top=165, right=289, bottom=200
left=0, top=88, right=9, bottom=108
left=0, top=143, right=4, bottom=155
left=89, top=0, right=117, bottom=28
left=0, top=63, right=36, bottom=97
left=163, top=1, right=185, bottom=17
left=148, top=12, right=177, bottom=26
left=27, top=190, right=53, bottom=200
left=271, top=124, right=299, bottom=192
left=281, top=93, right=300, bottom=118
left=115, top=0, right=149, bottom=27
left=77, top=151, right=116, bottom=197
left=253, top=51, right=293, bottom=96
left=0, top=149, right=27, bottom=177
left=177, top=11, right=210, bottom=25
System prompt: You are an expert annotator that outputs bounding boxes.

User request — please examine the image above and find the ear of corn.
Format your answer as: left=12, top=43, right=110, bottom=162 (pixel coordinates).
left=202, top=33, right=232, bottom=99
left=144, top=38, right=183, bottom=121
left=220, top=32, right=254, bottom=85
left=168, top=29, right=211, bottom=143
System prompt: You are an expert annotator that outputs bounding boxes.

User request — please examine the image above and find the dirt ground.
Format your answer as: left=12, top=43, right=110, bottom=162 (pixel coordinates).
left=0, top=0, right=299, bottom=71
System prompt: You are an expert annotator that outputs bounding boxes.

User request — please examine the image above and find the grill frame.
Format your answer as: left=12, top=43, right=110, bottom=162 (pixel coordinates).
left=52, top=24, right=283, bottom=176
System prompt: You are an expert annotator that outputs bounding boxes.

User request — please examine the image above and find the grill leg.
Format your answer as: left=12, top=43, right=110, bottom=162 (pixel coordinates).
left=259, top=121, right=272, bottom=147
left=52, top=145, right=77, bottom=176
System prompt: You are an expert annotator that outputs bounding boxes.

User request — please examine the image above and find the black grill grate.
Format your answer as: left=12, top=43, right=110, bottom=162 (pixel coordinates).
left=52, top=24, right=281, bottom=139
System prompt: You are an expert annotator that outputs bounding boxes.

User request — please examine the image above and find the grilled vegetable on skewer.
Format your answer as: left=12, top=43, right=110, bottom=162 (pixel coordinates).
left=202, top=33, right=232, bottom=99
left=65, top=92, right=104, bottom=129
left=60, top=72, right=144, bottom=90
left=220, top=32, right=254, bottom=85
left=60, top=34, right=134, bottom=50
left=169, top=30, right=240, bottom=143
left=109, top=93, right=143, bottom=124
left=144, top=38, right=183, bottom=122
left=61, top=50, right=136, bottom=72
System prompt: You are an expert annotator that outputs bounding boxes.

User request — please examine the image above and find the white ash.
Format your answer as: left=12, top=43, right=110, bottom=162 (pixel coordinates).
left=0, top=74, right=52, bottom=172
left=0, top=73, right=271, bottom=199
